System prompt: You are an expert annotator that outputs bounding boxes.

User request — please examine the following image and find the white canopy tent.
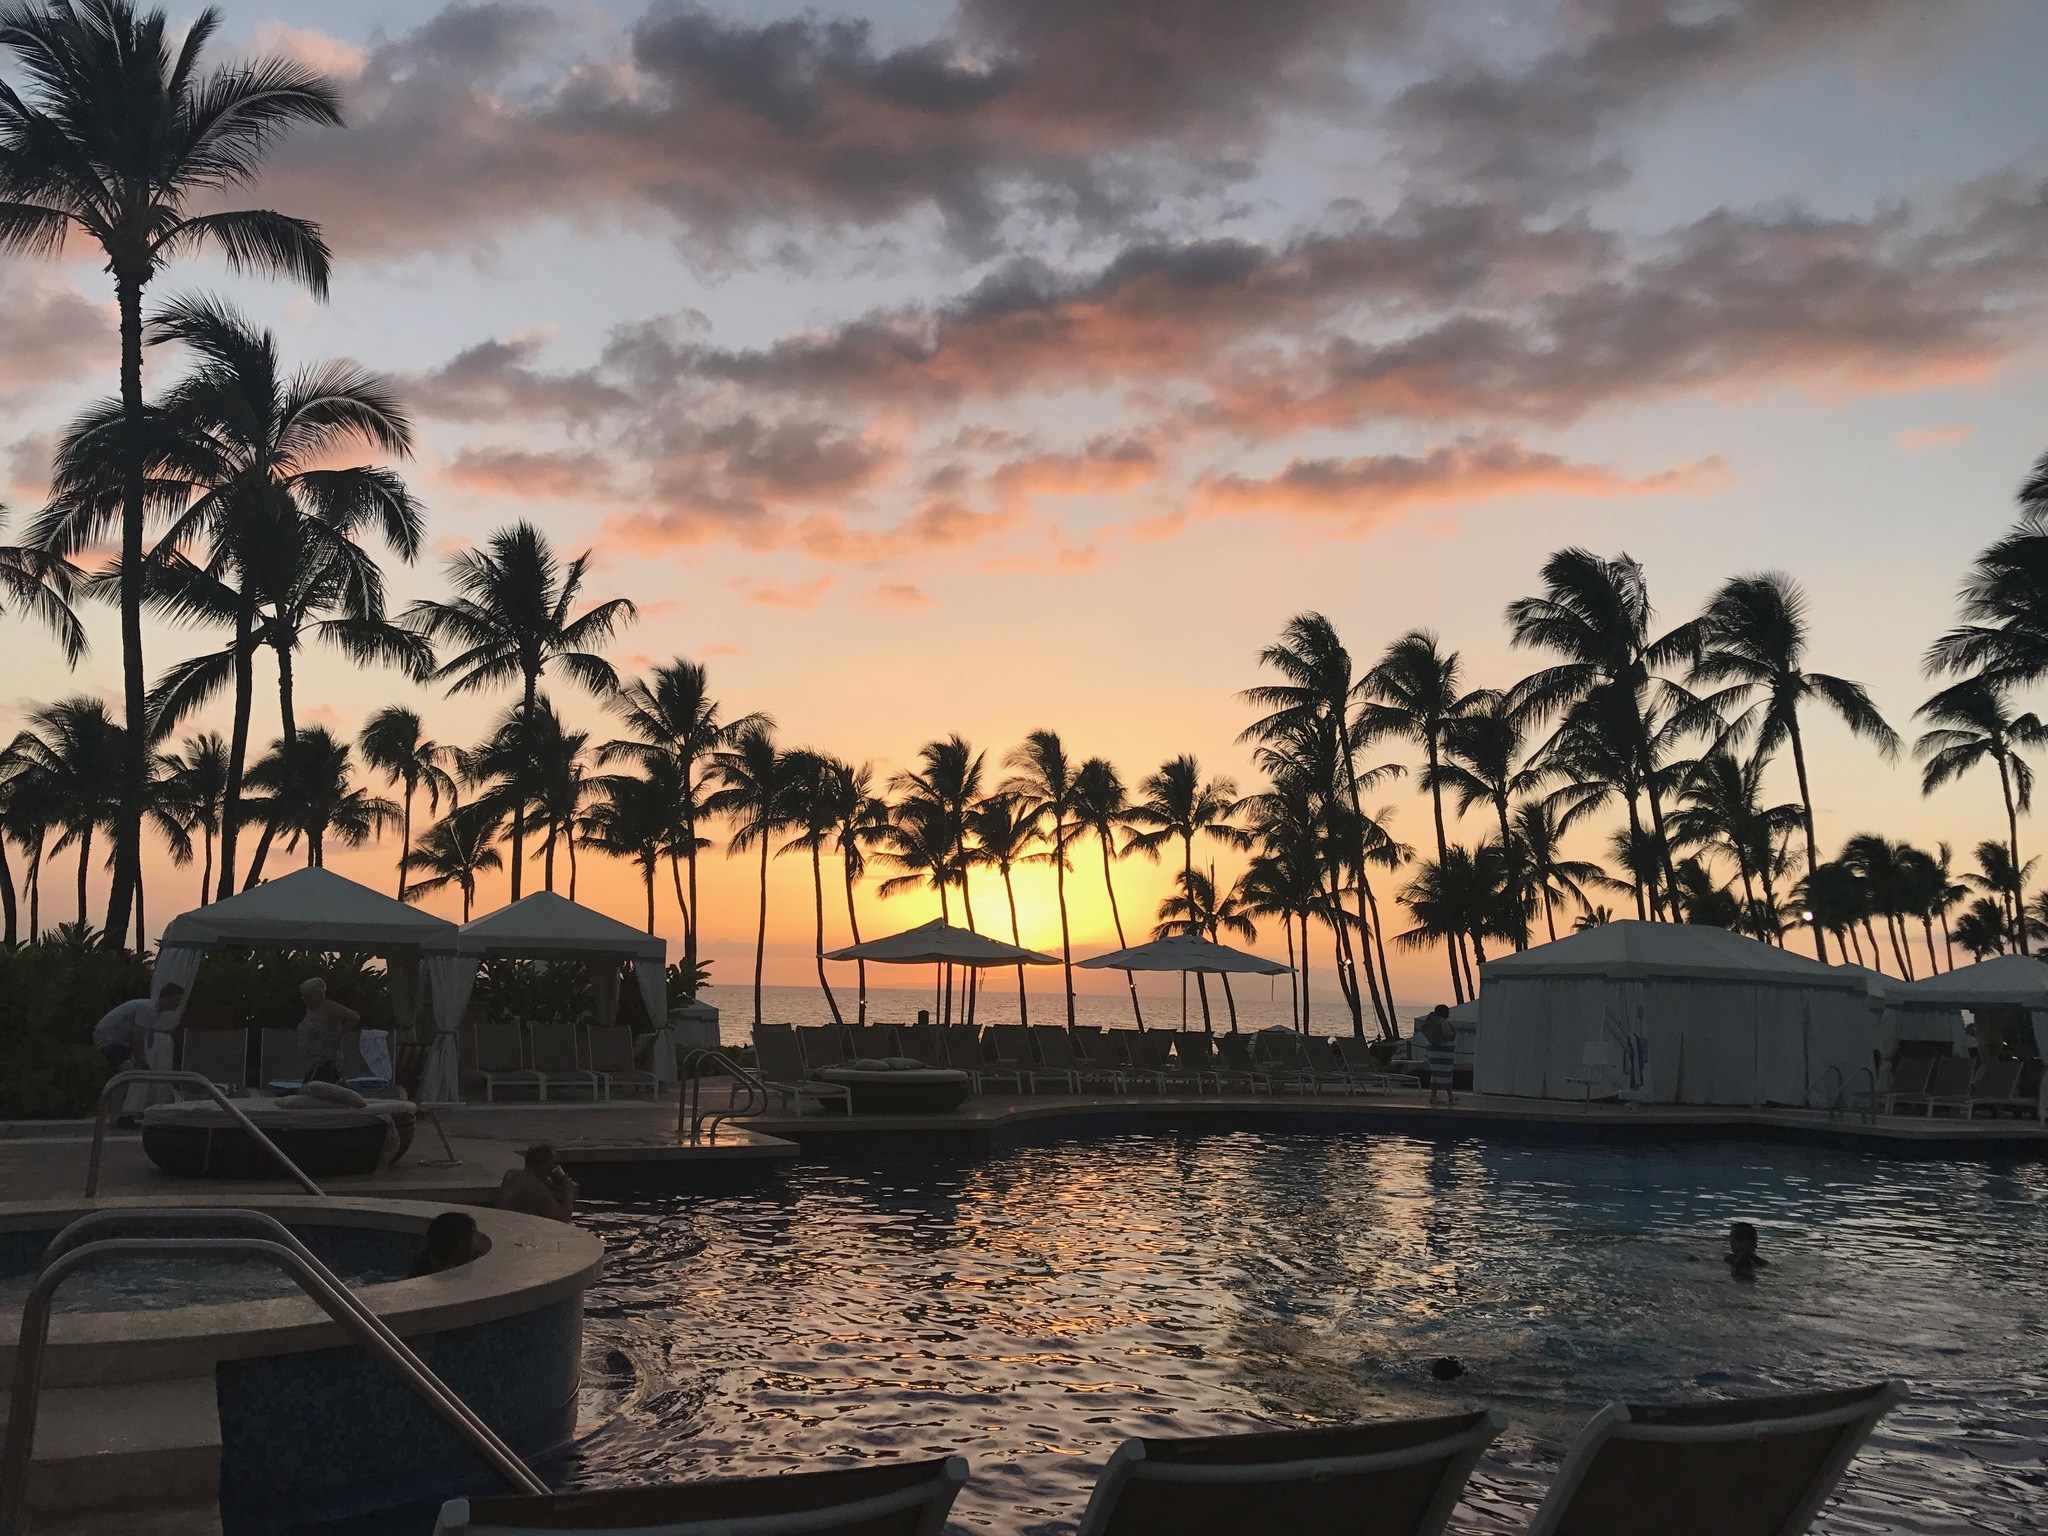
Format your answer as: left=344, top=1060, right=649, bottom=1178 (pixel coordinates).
left=1474, top=922, right=1878, bottom=1106
left=451, top=891, right=673, bottom=1092
left=1835, top=963, right=1970, bottom=1054
left=1888, top=954, right=2048, bottom=1062
left=148, top=868, right=462, bottom=1108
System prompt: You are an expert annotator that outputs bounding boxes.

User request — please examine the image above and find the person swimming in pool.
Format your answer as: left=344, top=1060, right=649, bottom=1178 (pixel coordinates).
left=1725, top=1221, right=1769, bottom=1280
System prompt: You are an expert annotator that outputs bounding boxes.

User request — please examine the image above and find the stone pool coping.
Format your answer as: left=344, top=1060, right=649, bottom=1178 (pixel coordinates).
left=0, top=1195, right=603, bottom=1387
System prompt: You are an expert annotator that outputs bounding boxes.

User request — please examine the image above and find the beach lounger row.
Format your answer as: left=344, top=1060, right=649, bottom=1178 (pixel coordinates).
left=463, top=1020, right=658, bottom=1102
left=1884, top=1055, right=2038, bottom=1118
left=752, top=1022, right=1419, bottom=1102
left=437, top=1380, right=1906, bottom=1536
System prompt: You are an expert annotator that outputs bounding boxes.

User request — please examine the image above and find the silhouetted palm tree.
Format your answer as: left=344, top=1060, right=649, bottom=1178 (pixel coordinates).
left=1072, top=755, right=1143, bottom=1027
left=967, top=793, right=1037, bottom=1024
left=1668, top=750, right=1801, bottom=944
left=239, top=726, right=393, bottom=872
left=4, top=696, right=122, bottom=925
left=403, top=804, right=503, bottom=922
left=1963, top=838, right=2034, bottom=957
left=1233, top=847, right=1317, bottom=1031
left=1397, top=845, right=1513, bottom=993
left=1510, top=799, right=1603, bottom=943
left=603, top=660, right=764, bottom=980
left=0, top=0, right=341, bottom=938
left=708, top=723, right=790, bottom=1029
left=1927, top=510, right=2048, bottom=690
left=1433, top=687, right=1542, bottom=949
left=827, top=759, right=889, bottom=1023
left=582, top=775, right=667, bottom=932
left=359, top=706, right=456, bottom=901
left=1126, top=754, right=1248, bottom=1030
left=161, top=731, right=228, bottom=902
left=780, top=748, right=848, bottom=1025
left=1915, top=677, right=2045, bottom=949
left=1952, top=896, right=2009, bottom=960
left=1004, top=730, right=1079, bottom=1027
left=407, top=522, right=635, bottom=900
left=1693, top=572, right=1899, bottom=961
left=1154, top=866, right=1257, bottom=1031
left=0, top=508, right=84, bottom=661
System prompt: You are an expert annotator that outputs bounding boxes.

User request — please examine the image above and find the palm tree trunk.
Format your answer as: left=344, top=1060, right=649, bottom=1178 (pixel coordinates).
left=243, top=822, right=277, bottom=889
left=753, top=831, right=770, bottom=1028
left=0, top=838, right=16, bottom=947
left=842, top=855, right=867, bottom=1023
left=1637, top=720, right=1682, bottom=920
left=1623, top=794, right=1650, bottom=920
left=1099, top=834, right=1143, bottom=1027
left=1338, top=747, right=1389, bottom=1034
left=543, top=827, right=557, bottom=892
left=1424, top=738, right=1465, bottom=1002
left=642, top=855, right=655, bottom=933
left=75, top=825, right=90, bottom=926
left=1282, top=915, right=1298, bottom=1030
left=1920, top=917, right=1939, bottom=976
left=1182, top=835, right=1212, bottom=1031
left=669, top=854, right=690, bottom=938
left=217, top=616, right=256, bottom=900
left=682, top=770, right=699, bottom=979
left=568, top=818, right=580, bottom=901
left=396, top=783, right=413, bottom=899
left=1785, top=716, right=1831, bottom=962
left=1495, top=794, right=1526, bottom=950
left=1941, top=916, right=1955, bottom=971
left=200, top=825, right=213, bottom=906
left=1299, top=911, right=1313, bottom=1034
left=1843, top=923, right=1864, bottom=967
left=1002, top=865, right=1029, bottom=1025
left=1220, top=971, right=1239, bottom=1032
left=105, top=275, right=147, bottom=950
left=1998, top=753, right=2027, bottom=950
left=1540, top=884, right=1558, bottom=943
left=27, top=843, right=42, bottom=940
left=808, top=843, right=843, bottom=1024
left=1863, top=919, right=1886, bottom=971
left=509, top=672, right=535, bottom=901
left=1359, top=875, right=1397, bottom=1036
left=1054, top=814, right=1075, bottom=1028
left=133, top=861, right=145, bottom=951
left=275, top=639, right=300, bottom=828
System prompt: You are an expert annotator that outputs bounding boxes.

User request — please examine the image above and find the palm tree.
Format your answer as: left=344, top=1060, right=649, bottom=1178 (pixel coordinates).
left=1509, top=799, right=1603, bottom=943
left=1125, top=754, right=1248, bottom=1031
left=1692, top=573, right=1899, bottom=961
left=1927, top=510, right=2048, bottom=690
left=967, top=793, right=1036, bottom=1023
left=827, top=759, right=889, bottom=1024
left=1241, top=612, right=1400, bottom=1033
left=407, top=522, right=635, bottom=899
left=1915, top=678, right=2045, bottom=949
left=603, top=660, right=764, bottom=982
left=708, top=723, right=790, bottom=1029
left=1668, top=750, right=1802, bottom=944
left=894, top=735, right=986, bottom=1021
left=1396, top=845, right=1513, bottom=993
left=0, top=0, right=341, bottom=940
left=1155, top=867, right=1257, bottom=1031
left=160, top=730, right=228, bottom=902
left=1799, top=859, right=1871, bottom=966
left=1071, top=755, right=1143, bottom=1027
left=583, top=775, right=667, bottom=933
left=83, top=300, right=425, bottom=898
left=1895, top=844, right=1948, bottom=977
left=780, top=749, right=848, bottom=1026
left=5, top=696, right=122, bottom=924
left=1964, top=839, right=2034, bottom=956
left=1432, top=687, right=1541, bottom=949
left=1233, top=847, right=1318, bottom=1031
left=1573, top=904, right=1615, bottom=932
left=359, top=707, right=456, bottom=901
left=238, top=726, right=394, bottom=871
left=1004, top=730, right=1078, bottom=1027
left=1952, top=896, right=2009, bottom=960
left=1507, top=548, right=1701, bottom=920
left=0, top=739, right=63, bottom=941
left=0, top=507, right=84, bottom=661
left=1535, top=684, right=1676, bottom=921
left=403, top=804, right=503, bottom=921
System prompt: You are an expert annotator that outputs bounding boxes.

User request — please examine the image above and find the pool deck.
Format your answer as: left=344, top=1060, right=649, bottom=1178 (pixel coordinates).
left=1, top=1085, right=2040, bottom=1209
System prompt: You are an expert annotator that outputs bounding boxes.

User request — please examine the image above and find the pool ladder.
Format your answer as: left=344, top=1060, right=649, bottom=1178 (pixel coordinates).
left=1813, top=1064, right=1879, bottom=1124
left=0, top=1207, right=548, bottom=1536
left=677, top=1047, right=769, bottom=1143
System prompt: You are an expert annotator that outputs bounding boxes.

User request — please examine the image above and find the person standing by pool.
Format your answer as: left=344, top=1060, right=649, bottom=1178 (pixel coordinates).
left=1418, top=1005, right=1457, bottom=1106
left=93, top=983, right=185, bottom=1075
left=296, top=977, right=362, bottom=1085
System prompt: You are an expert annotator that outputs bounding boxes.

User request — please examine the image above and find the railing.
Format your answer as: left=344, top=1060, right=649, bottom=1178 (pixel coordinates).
left=0, top=1208, right=548, bottom=1535
left=1812, top=1065, right=1878, bottom=1124
left=86, top=1071, right=323, bottom=1198
left=677, top=1047, right=768, bottom=1143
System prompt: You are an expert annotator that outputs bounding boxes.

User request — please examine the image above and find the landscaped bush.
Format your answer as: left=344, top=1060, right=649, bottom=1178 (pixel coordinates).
left=0, top=929, right=151, bottom=1118
left=186, top=949, right=395, bottom=1032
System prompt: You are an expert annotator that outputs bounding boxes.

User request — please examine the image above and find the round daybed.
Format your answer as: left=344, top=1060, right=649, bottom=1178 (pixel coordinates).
left=142, top=1097, right=418, bottom=1179
left=814, top=1060, right=971, bottom=1115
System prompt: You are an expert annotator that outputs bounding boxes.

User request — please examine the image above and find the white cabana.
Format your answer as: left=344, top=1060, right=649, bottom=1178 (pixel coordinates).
left=453, top=892, right=672, bottom=1087
left=1888, top=954, right=2048, bottom=1060
left=1835, top=963, right=1969, bottom=1054
left=148, top=867, right=462, bottom=1108
left=1474, top=921, right=1878, bottom=1106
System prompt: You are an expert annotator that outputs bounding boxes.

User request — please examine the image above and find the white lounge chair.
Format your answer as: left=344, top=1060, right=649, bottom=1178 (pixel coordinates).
left=1075, top=1411, right=1506, bottom=1536
left=1524, top=1381, right=1907, bottom=1536
left=436, top=1456, right=968, bottom=1536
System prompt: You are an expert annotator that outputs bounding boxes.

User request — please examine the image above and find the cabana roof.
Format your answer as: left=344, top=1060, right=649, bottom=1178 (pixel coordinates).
left=1479, top=920, right=1859, bottom=990
left=458, top=890, right=665, bottom=962
left=160, top=866, right=459, bottom=952
left=1888, top=952, right=2048, bottom=1010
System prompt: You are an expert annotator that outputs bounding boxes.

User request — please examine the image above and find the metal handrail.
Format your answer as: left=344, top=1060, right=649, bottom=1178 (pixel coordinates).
left=32, top=1206, right=540, bottom=1501
left=0, top=1231, right=548, bottom=1535
left=87, top=1071, right=323, bottom=1198
left=677, top=1047, right=767, bottom=1143
left=1811, top=1065, right=1879, bottom=1125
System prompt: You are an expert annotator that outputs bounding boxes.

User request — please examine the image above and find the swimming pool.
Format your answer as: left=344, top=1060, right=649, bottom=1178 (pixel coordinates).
left=568, top=1133, right=2047, bottom=1534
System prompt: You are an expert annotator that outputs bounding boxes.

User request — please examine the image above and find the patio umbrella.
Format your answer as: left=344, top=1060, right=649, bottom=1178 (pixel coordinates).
left=827, top=919, right=1057, bottom=1025
left=1078, top=933, right=1291, bottom=1029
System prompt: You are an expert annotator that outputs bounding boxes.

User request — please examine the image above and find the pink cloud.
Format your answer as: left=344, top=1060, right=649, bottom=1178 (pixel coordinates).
left=1896, top=423, right=1975, bottom=451
left=736, top=574, right=834, bottom=609
left=873, top=582, right=931, bottom=609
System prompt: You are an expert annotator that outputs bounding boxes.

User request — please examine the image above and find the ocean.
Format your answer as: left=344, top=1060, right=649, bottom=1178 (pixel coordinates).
left=694, top=980, right=1442, bottom=1044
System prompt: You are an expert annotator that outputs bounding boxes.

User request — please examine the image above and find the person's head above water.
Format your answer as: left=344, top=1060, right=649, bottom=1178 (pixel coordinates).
left=1728, top=1221, right=1759, bottom=1259
left=425, top=1211, right=477, bottom=1264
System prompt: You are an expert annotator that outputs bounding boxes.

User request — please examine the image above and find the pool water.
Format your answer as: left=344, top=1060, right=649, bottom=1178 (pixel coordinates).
left=0, top=1224, right=418, bottom=1312
left=570, top=1134, right=2048, bottom=1535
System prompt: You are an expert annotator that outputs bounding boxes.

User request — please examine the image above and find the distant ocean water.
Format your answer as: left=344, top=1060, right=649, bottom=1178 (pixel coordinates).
left=695, top=981, right=1441, bottom=1044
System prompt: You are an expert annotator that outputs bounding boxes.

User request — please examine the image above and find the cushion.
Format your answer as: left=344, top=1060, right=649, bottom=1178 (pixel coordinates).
left=300, top=1080, right=369, bottom=1109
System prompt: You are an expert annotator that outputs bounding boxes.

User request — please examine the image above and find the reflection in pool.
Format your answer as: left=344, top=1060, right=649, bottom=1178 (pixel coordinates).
left=570, top=1133, right=2048, bottom=1535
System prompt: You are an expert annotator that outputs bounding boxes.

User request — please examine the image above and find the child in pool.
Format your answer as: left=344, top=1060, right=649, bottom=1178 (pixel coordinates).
left=1724, top=1221, right=1769, bottom=1280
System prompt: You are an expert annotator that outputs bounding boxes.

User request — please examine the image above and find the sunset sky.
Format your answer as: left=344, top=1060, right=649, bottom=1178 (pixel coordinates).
left=7, top=0, right=2048, bottom=1008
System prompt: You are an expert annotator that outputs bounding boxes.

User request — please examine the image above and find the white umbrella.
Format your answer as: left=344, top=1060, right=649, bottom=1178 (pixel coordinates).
left=1078, top=933, right=1290, bottom=1029
left=827, top=919, right=1056, bottom=1026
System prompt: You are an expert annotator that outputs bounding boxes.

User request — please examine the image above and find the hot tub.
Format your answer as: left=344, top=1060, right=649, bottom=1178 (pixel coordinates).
left=0, top=1196, right=601, bottom=1536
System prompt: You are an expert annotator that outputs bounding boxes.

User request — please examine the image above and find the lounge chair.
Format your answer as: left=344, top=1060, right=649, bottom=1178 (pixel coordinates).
left=588, top=1024, right=659, bottom=1099
left=1921, top=1056, right=1975, bottom=1117
left=852, top=1024, right=903, bottom=1059
left=180, top=1028, right=248, bottom=1093
left=258, top=1026, right=300, bottom=1093
left=466, top=1021, right=546, bottom=1103
left=528, top=1021, right=601, bottom=1101
left=753, top=1023, right=851, bottom=1115
left=1219, top=1034, right=1295, bottom=1094
left=939, top=1026, right=1022, bottom=1093
left=1882, top=1055, right=1934, bottom=1114
left=1337, top=1036, right=1416, bottom=1090
left=989, top=1025, right=1075, bottom=1093
left=1107, top=1030, right=1180, bottom=1095
left=798, top=1024, right=851, bottom=1070
left=1968, top=1059, right=2031, bottom=1118
left=1074, top=1410, right=1506, bottom=1536
left=1524, top=1381, right=1906, bottom=1536
left=1033, top=1025, right=1124, bottom=1091
left=436, top=1455, right=969, bottom=1536
left=1304, top=1035, right=1373, bottom=1095
left=1175, top=1031, right=1250, bottom=1093
left=901, top=1023, right=944, bottom=1066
